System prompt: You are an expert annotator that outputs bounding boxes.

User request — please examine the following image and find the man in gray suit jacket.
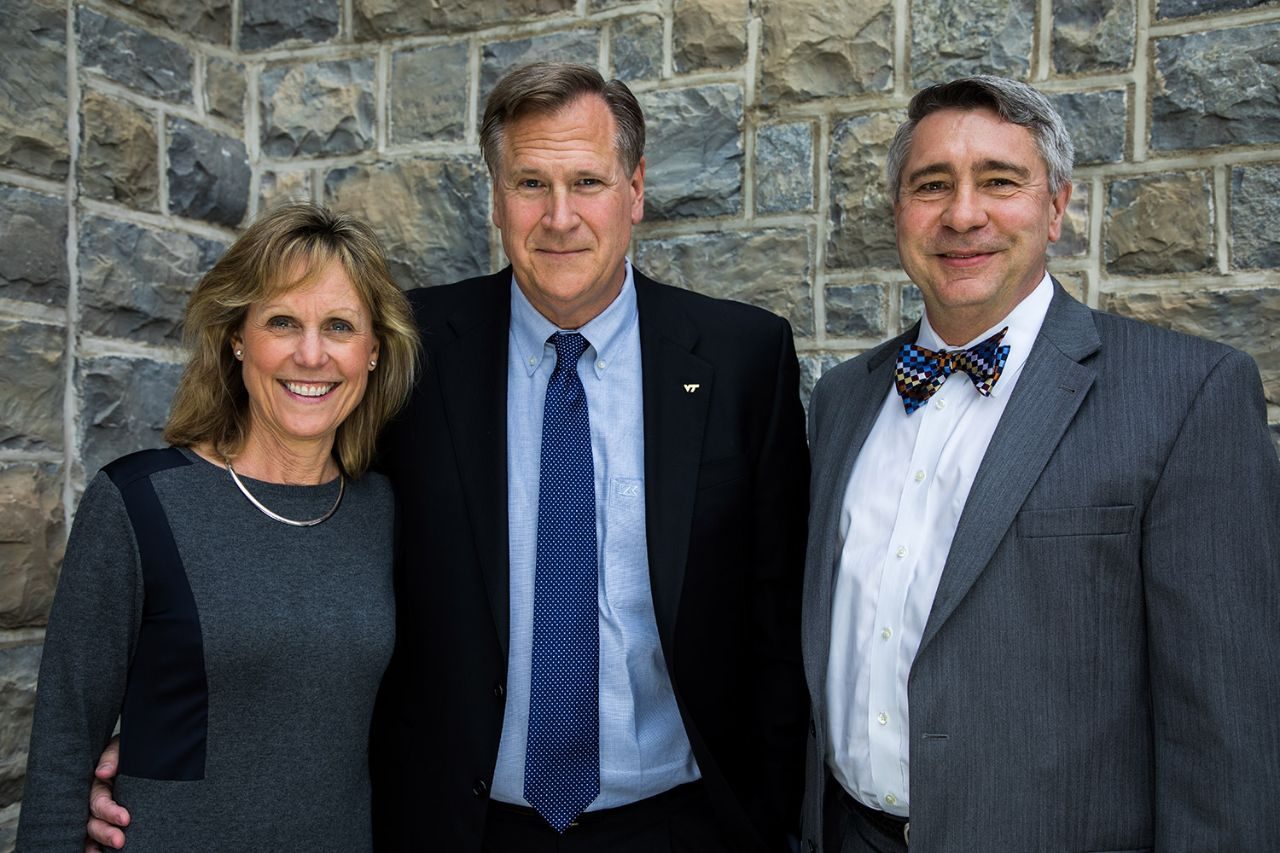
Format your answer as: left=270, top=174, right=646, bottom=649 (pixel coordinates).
left=801, top=75, right=1280, bottom=853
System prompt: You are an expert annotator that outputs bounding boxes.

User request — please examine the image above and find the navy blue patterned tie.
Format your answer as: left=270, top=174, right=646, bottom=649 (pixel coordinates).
left=524, top=332, right=600, bottom=832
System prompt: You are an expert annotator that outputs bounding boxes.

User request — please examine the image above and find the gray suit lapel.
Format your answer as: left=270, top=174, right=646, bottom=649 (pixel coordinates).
left=917, top=285, right=1102, bottom=657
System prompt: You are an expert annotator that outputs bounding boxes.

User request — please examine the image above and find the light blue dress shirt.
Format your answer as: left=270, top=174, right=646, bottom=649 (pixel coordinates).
left=491, top=261, right=701, bottom=809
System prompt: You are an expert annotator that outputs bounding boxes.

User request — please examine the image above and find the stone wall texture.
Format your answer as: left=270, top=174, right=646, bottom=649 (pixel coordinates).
left=2, top=0, right=1279, bottom=841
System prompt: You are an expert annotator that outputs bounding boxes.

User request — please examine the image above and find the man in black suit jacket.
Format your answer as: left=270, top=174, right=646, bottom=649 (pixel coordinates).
left=369, top=63, right=809, bottom=851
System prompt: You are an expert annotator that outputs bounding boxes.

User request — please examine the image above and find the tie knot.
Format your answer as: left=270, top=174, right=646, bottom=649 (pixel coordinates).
left=552, top=332, right=590, bottom=367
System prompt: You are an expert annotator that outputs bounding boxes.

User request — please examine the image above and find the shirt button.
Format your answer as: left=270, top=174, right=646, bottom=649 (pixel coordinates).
left=881, top=626, right=892, bottom=640
left=913, top=469, right=925, bottom=482
left=596, top=359, right=607, bottom=370
left=877, top=711, right=889, bottom=726
left=527, top=356, right=537, bottom=367
left=884, top=793, right=898, bottom=806
left=935, top=398, right=947, bottom=410
left=896, top=545, right=908, bottom=558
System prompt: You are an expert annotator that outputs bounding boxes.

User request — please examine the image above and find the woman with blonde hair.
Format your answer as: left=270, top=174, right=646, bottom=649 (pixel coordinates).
left=18, top=202, right=419, bottom=851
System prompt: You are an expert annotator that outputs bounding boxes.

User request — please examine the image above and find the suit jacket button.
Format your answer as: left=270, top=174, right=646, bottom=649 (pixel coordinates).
left=493, top=683, right=505, bottom=699
left=472, top=779, right=489, bottom=797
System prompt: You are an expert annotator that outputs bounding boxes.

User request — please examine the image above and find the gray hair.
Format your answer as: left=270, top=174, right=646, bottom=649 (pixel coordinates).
left=479, top=62, right=645, bottom=178
left=885, top=75, right=1074, bottom=202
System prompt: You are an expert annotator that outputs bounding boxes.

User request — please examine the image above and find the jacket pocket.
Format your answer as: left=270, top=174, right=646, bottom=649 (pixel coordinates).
left=1016, top=504, right=1135, bottom=538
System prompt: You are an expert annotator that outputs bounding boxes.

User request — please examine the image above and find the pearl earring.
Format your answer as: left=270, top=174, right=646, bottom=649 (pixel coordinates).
left=235, top=349, right=243, bottom=359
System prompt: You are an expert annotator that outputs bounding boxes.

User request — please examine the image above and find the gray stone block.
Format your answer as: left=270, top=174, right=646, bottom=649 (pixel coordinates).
left=79, top=357, right=184, bottom=477
left=167, top=118, right=249, bottom=227
left=759, top=0, right=892, bottom=104
left=1049, top=90, right=1126, bottom=165
left=0, top=645, right=42, bottom=806
left=78, top=7, right=193, bottom=103
left=206, top=57, right=247, bottom=124
left=260, top=170, right=313, bottom=211
left=324, top=158, right=491, bottom=289
left=755, top=122, right=815, bottom=214
left=390, top=43, right=469, bottom=144
left=673, top=0, right=748, bottom=72
left=261, top=59, right=377, bottom=158
left=116, top=0, right=232, bottom=44
left=640, top=85, right=743, bottom=221
left=1, top=0, right=68, bottom=179
left=1157, top=0, right=1273, bottom=18
left=355, top=0, right=573, bottom=39
left=1232, top=164, right=1280, bottom=270
left=1049, top=181, right=1089, bottom=258
left=1101, top=287, right=1280, bottom=405
left=901, top=284, right=924, bottom=330
left=634, top=227, right=814, bottom=336
left=1052, top=0, right=1134, bottom=73
left=79, top=92, right=159, bottom=211
left=79, top=216, right=225, bottom=345
left=0, top=185, right=68, bottom=308
left=1151, top=23, right=1280, bottom=151
left=611, top=15, right=664, bottom=82
left=481, top=31, right=602, bottom=105
left=0, top=464, right=63, bottom=630
left=0, top=321, right=64, bottom=453
left=825, top=284, right=887, bottom=338
left=910, top=0, right=1034, bottom=86
left=827, top=111, right=903, bottom=270
left=1105, top=172, right=1214, bottom=275
left=799, top=354, right=844, bottom=410
left=241, top=0, right=339, bottom=50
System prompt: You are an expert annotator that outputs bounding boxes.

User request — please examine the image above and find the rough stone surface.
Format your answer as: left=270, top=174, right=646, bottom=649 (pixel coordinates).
left=901, top=284, right=924, bottom=329
left=1049, top=181, right=1089, bottom=258
left=1232, top=164, right=1280, bottom=270
left=78, top=7, right=193, bottom=103
left=1052, top=0, right=1134, bottom=73
left=80, top=357, right=184, bottom=477
left=116, top=0, right=232, bottom=44
left=1052, top=271, right=1087, bottom=301
left=759, top=0, right=893, bottom=104
left=0, top=645, right=42, bottom=808
left=261, top=59, right=376, bottom=158
left=825, top=284, right=887, bottom=339
left=827, top=111, right=903, bottom=270
left=206, top=57, right=246, bottom=123
left=1101, top=288, right=1280, bottom=405
left=799, top=353, right=844, bottom=409
left=1151, top=23, right=1280, bottom=151
left=611, top=14, right=664, bottom=82
left=241, top=0, right=339, bottom=50
left=1, top=0, right=68, bottom=179
left=634, top=228, right=814, bottom=336
left=673, top=0, right=748, bottom=72
left=0, top=464, right=63, bottom=630
left=910, top=0, right=1034, bottom=86
left=324, top=159, right=491, bottom=289
left=79, top=216, right=225, bottom=345
left=1105, top=172, right=1213, bottom=275
left=354, top=0, right=573, bottom=39
left=640, top=85, right=743, bottom=221
left=167, top=118, right=250, bottom=227
left=79, top=92, right=159, bottom=211
left=481, top=31, right=602, bottom=104
left=1157, top=0, right=1274, bottom=18
left=0, top=321, right=64, bottom=453
left=0, top=186, right=68, bottom=308
left=390, top=43, right=469, bottom=144
left=756, top=122, right=815, bottom=214
left=260, top=170, right=313, bottom=210
left=1049, top=90, right=1127, bottom=165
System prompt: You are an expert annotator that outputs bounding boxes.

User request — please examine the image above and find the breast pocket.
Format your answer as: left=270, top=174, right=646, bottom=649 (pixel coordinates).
left=1016, top=504, right=1135, bottom=539
left=696, top=455, right=750, bottom=491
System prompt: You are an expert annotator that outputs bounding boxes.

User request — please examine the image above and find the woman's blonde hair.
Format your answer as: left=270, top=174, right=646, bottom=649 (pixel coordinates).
left=164, top=202, right=420, bottom=477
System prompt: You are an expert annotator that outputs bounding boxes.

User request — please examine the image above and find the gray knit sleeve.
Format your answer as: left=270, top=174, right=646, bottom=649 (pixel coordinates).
left=17, top=472, right=145, bottom=851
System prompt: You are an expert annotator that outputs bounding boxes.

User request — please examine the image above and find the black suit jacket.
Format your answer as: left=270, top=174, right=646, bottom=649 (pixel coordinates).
left=372, top=268, right=809, bottom=851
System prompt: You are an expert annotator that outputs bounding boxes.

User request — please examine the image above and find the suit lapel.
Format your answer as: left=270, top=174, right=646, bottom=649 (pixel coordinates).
left=635, top=274, right=715, bottom=656
left=916, top=285, right=1101, bottom=657
left=432, top=272, right=513, bottom=655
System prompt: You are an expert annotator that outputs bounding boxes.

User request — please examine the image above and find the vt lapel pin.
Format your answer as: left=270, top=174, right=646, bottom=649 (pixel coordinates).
left=683, top=383, right=700, bottom=393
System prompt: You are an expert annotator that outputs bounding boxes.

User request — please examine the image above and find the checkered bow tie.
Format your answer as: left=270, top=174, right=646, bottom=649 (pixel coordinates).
left=894, top=327, right=1011, bottom=415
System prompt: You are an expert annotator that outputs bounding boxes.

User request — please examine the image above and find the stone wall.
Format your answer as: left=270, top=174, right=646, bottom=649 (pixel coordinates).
left=2, top=0, right=1279, bottom=841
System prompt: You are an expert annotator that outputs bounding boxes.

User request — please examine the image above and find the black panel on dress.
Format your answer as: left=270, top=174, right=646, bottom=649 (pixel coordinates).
left=103, top=448, right=209, bottom=781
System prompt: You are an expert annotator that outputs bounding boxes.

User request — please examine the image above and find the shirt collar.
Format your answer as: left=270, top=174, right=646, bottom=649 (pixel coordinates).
left=509, top=259, right=638, bottom=380
left=916, top=272, right=1053, bottom=398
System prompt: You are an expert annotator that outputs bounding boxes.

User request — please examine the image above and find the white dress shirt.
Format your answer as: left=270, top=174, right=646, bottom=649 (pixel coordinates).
left=825, top=274, right=1054, bottom=816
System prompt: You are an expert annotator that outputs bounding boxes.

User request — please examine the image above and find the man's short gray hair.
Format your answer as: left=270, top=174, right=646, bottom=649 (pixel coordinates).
left=885, top=76, right=1074, bottom=202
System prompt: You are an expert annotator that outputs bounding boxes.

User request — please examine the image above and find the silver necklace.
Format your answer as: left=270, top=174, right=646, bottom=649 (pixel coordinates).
left=224, top=459, right=344, bottom=527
